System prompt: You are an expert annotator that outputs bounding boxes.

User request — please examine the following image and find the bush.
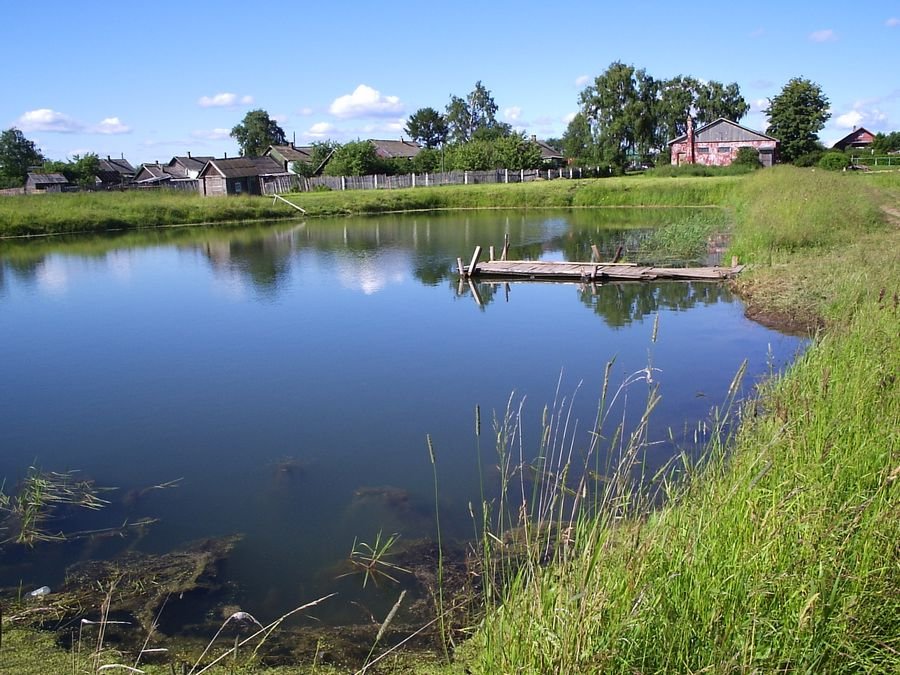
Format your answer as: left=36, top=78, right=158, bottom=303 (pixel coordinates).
left=733, top=147, right=762, bottom=169
left=792, top=149, right=825, bottom=167
left=818, top=152, right=850, bottom=171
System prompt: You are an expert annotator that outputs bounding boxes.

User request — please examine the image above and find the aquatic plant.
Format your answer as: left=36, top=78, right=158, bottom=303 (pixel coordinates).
left=0, top=467, right=110, bottom=547
left=341, top=530, right=411, bottom=589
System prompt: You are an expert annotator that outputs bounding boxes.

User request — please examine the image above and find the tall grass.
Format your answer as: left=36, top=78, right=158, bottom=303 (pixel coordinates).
left=457, top=167, right=900, bottom=672
left=0, top=177, right=741, bottom=237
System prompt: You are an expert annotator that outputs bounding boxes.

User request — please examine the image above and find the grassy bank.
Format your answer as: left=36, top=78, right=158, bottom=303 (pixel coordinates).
left=457, top=166, right=899, bottom=672
left=0, top=176, right=740, bottom=237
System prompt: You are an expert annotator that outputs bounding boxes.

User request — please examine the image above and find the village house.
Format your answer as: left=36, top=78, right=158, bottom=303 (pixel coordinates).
left=831, top=127, right=875, bottom=151
left=264, top=144, right=316, bottom=173
left=531, top=136, right=565, bottom=168
left=134, top=153, right=213, bottom=188
left=25, top=172, right=69, bottom=194
left=133, top=163, right=180, bottom=185
left=197, top=156, right=286, bottom=196
left=95, top=156, right=136, bottom=188
left=168, top=154, right=214, bottom=179
left=669, top=118, right=778, bottom=168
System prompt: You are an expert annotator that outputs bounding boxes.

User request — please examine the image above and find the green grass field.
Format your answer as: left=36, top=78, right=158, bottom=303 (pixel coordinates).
left=456, top=167, right=900, bottom=673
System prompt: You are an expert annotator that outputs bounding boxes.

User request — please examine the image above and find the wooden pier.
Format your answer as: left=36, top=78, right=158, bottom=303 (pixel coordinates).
left=457, top=243, right=743, bottom=283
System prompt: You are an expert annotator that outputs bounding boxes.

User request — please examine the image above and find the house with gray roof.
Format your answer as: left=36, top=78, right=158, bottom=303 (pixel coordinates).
left=25, top=172, right=70, bottom=194
left=197, top=157, right=286, bottom=196
left=95, top=156, right=136, bottom=188
left=668, top=118, right=778, bottom=167
left=532, top=137, right=565, bottom=167
left=169, top=154, right=214, bottom=179
left=369, top=139, right=422, bottom=160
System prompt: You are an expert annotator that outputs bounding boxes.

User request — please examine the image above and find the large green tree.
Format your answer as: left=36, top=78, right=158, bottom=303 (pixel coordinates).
left=0, top=128, right=44, bottom=187
left=292, top=141, right=338, bottom=177
left=230, top=109, right=286, bottom=157
left=765, top=78, right=830, bottom=163
left=653, top=76, right=749, bottom=151
left=323, top=140, right=382, bottom=176
left=42, top=153, right=100, bottom=187
left=579, top=62, right=656, bottom=171
left=870, top=131, right=900, bottom=155
left=562, top=113, right=597, bottom=163
left=445, top=81, right=510, bottom=143
left=404, top=107, right=449, bottom=149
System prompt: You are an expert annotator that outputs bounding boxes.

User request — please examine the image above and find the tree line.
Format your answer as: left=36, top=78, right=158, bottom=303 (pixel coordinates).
left=4, top=67, right=899, bottom=187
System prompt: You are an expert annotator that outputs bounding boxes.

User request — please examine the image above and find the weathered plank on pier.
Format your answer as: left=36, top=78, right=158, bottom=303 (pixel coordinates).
left=462, top=259, right=743, bottom=282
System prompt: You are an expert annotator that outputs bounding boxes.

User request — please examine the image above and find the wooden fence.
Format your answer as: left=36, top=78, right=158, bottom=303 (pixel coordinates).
left=260, top=167, right=587, bottom=195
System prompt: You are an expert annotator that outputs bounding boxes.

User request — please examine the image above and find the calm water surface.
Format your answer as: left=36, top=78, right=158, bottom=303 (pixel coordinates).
left=0, top=209, right=804, bottom=626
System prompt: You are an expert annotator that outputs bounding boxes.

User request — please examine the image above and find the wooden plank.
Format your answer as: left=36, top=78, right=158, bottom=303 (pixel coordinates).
left=467, top=246, right=482, bottom=277
left=462, top=257, right=743, bottom=283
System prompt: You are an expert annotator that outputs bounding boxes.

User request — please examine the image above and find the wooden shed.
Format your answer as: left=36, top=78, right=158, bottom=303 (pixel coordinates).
left=197, top=157, right=286, bottom=196
left=25, top=172, right=69, bottom=194
left=669, top=118, right=778, bottom=167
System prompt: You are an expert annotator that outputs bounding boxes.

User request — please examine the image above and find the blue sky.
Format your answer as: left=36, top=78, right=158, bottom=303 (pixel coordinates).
left=3, top=1, right=898, bottom=165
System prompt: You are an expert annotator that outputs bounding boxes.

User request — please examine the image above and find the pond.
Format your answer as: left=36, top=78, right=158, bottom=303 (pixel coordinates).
left=0, top=209, right=804, bottom=637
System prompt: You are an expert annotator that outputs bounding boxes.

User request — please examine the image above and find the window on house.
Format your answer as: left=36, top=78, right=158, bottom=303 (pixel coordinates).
left=234, top=181, right=242, bottom=194
left=717, top=146, right=731, bottom=153
left=697, top=147, right=710, bottom=154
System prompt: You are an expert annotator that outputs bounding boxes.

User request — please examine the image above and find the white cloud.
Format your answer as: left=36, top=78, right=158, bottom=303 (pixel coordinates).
left=503, top=106, right=522, bottom=122
left=809, top=29, right=837, bottom=43
left=751, top=98, right=768, bottom=113
left=329, top=84, right=404, bottom=119
left=17, top=108, right=84, bottom=133
left=305, top=122, right=335, bottom=138
left=575, top=75, right=590, bottom=87
left=563, top=112, right=577, bottom=124
left=191, top=128, right=231, bottom=140
left=835, top=111, right=863, bottom=129
left=197, top=92, right=254, bottom=108
left=93, top=117, right=132, bottom=134
left=835, top=107, right=888, bottom=130
left=886, top=17, right=900, bottom=27
left=271, top=113, right=289, bottom=124
left=298, top=107, right=314, bottom=116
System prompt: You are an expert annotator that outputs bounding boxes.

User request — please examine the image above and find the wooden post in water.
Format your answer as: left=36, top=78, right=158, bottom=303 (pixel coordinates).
left=591, top=244, right=601, bottom=263
left=731, top=255, right=739, bottom=268
left=612, top=244, right=624, bottom=263
left=467, top=279, right=484, bottom=308
left=457, top=257, right=465, bottom=277
left=501, top=233, right=510, bottom=261
left=272, top=194, right=307, bottom=213
left=467, top=246, right=482, bottom=277
left=489, top=245, right=495, bottom=261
